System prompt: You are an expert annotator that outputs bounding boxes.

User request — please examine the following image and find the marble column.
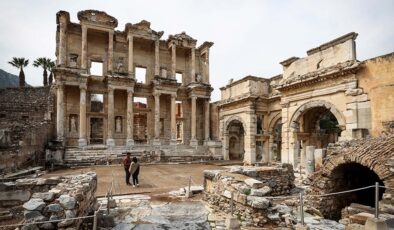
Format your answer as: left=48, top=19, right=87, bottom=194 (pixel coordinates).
left=154, top=39, right=160, bottom=76
left=81, top=25, right=88, bottom=70
left=56, top=84, right=64, bottom=142
left=170, top=94, right=177, bottom=145
left=204, top=99, right=210, bottom=145
left=108, top=31, right=114, bottom=74
left=153, top=92, right=161, bottom=145
left=222, top=132, right=229, bottom=160
left=58, top=20, right=67, bottom=66
left=126, top=89, right=134, bottom=147
left=171, top=44, right=176, bottom=79
left=106, top=87, right=115, bottom=146
left=78, top=85, right=87, bottom=147
left=190, top=95, right=198, bottom=146
left=305, top=146, right=315, bottom=176
left=128, top=34, right=134, bottom=78
left=204, top=50, right=210, bottom=83
left=190, top=47, right=195, bottom=82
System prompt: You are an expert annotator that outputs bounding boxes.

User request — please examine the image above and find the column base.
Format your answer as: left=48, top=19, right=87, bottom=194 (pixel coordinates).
left=190, top=139, right=198, bottom=147
left=78, top=138, right=87, bottom=147
left=126, top=139, right=134, bottom=147
left=204, top=139, right=211, bottom=146
left=170, top=139, right=178, bottom=145
left=106, top=138, right=115, bottom=147
left=153, top=139, right=161, bottom=146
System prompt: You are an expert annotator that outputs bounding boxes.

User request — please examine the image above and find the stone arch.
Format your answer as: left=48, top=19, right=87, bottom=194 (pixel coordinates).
left=289, top=100, right=346, bottom=131
left=223, top=115, right=246, bottom=161
left=225, top=115, right=248, bottom=133
left=268, top=112, right=282, bottom=133
left=311, top=135, right=394, bottom=220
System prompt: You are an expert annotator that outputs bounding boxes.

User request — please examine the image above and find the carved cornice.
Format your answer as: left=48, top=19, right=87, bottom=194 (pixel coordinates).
left=77, top=10, right=118, bottom=28
left=275, top=60, right=361, bottom=92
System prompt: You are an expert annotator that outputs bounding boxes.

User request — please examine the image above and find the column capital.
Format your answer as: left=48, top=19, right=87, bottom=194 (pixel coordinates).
left=108, top=86, right=115, bottom=93
left=190, top=95, right=198, bottom=100
left=127, top=33, right=133, bottom=41
left=127, top=88, right=134, bottom=94
left=171, top=94, right=177, bottom=99
left=79, top=84, right=87, bottom=91
left=153, top=92, right=161, bottom=97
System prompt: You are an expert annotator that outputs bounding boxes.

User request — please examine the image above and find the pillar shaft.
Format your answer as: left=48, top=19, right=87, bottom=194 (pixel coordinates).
left=154, top=93, right=161, bottom=140
left=171, top=44, right=176, bottom=79
left=58, top=21, right=67, bottom=66
left=126, top=89, right=134, bottom=146
left=191, top=47, right=195, bottom=81
left=204, top=99, right=210, bottom=143
left=107, top=87, right=115, bottom=146
left=170, top=95, right=177, bottom=144
left=223, top=132, right=229, bottom=160
left=154, top=39, right=160, bottom=76
left=56, top=84, right=64, bottom=142
left=81, top=25, right=87, bottom=69
left=128, top=34, right=134, bottom=77
left=78, top=86, right=87, bottom=147
left=190, top=96, right=197, bottom=146
left=108, top=31, right=114, bottom=73
left=204, top=50, right=210, bottom=83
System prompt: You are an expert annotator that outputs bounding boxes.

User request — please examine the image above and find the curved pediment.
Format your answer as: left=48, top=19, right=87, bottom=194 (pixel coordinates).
left=77, top=10, right=118, bottom=28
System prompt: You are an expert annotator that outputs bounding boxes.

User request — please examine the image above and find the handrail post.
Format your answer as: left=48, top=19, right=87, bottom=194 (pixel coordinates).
left=230, top=192, right=234, bottom=216
left=375, top=182, right=379, bottom=218
left=300, top=192, right=305, bottom=226
left=93, top=210, right=98, bottom=230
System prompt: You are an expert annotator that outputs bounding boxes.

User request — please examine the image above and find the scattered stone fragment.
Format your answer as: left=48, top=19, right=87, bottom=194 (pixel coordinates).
left=23, top=198, right=46, bottom=211
left=58, top=195, right=76, bottom=210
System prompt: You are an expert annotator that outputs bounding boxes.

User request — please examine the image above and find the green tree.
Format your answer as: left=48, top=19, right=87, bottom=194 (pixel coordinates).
left=33, top=57, right=53, bottom=86
left=47, top=61, right=56, bottom=85
left=8, top=57, right=29, bottom=88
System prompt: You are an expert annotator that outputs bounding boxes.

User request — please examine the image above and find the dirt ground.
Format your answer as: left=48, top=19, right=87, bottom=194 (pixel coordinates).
left=44, top=163, right=223, bottom=197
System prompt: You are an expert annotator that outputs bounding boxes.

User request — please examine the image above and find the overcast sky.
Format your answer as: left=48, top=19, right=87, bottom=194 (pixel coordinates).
left=0, top=0, right=393, bottom=101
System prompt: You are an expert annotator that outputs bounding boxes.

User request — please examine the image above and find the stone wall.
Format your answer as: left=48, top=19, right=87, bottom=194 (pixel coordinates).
left=203, top=164, right=295, bottom=227
left=0, top=172, right=97, bottom=229
left=0, top=87, right=55, bottom=173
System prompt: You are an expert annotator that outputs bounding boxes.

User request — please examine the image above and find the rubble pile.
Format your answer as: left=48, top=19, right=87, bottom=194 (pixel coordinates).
left=0, top=172, right=97, bottom=229
left=203, top=164, right=296, bottom=227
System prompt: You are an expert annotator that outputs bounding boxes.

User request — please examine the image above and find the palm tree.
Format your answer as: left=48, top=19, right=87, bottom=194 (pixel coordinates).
left=8, top=57, right=29, bottom=88
left=47, top=61, right=55, bottom=85
left=33, top=57, right=53, bottom=86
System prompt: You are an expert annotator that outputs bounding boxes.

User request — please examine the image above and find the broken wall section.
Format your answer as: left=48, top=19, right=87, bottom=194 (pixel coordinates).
left=203, top=165, right=295, bottom=227
left=0, top=87, right=55, bottom=173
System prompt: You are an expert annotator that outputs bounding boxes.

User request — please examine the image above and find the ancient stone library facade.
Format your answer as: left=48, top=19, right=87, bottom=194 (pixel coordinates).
left=54, top=10, right=213, bottom=149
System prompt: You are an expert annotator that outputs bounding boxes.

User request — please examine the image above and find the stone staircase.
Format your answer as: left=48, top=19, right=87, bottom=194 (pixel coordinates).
left=63, top=144, right=215, bottom=166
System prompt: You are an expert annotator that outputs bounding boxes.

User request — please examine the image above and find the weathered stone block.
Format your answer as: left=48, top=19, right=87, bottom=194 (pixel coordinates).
left=23, top=198, right=46, bottom=211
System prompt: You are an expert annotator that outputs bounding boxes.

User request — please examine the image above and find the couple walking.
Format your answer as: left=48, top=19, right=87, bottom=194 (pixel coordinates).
left=123, top=152, right=140, bottom=187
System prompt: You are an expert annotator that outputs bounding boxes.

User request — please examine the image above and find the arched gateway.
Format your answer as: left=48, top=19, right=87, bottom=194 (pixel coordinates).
left=283, top=100, right=347, bottom=166
left=223, top=116, right=247, bottom=161
left=310, top=134, right=394, bottom=220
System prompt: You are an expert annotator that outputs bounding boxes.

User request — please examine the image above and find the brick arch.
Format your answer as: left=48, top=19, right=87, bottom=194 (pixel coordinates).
left=289, top=100, right=346, bottom=131
left=311, top=135, right=394, bottom=219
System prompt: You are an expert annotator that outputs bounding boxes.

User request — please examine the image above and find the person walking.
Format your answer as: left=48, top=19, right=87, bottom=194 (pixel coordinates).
left=123, top=152, right=132, bottom=185
left=129, top=157, right=140, bottom=187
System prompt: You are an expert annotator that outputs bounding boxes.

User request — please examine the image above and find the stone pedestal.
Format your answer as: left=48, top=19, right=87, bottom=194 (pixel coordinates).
left=305, top=146, right=315, bottom=176
left=314, top=148, right=326, bottom=171
left=225, top=215, right=240, bottom=230
left=190, top=139, right=198, bottom=147
left=153, top=139, right=161, bottom=146
left=126, top=139, right=134, bottom=147
left=364, top=218, right=388, bottom=230
left=295, top=224, right=310, bottom=230
left=78, top=138, right=87, bottom=147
